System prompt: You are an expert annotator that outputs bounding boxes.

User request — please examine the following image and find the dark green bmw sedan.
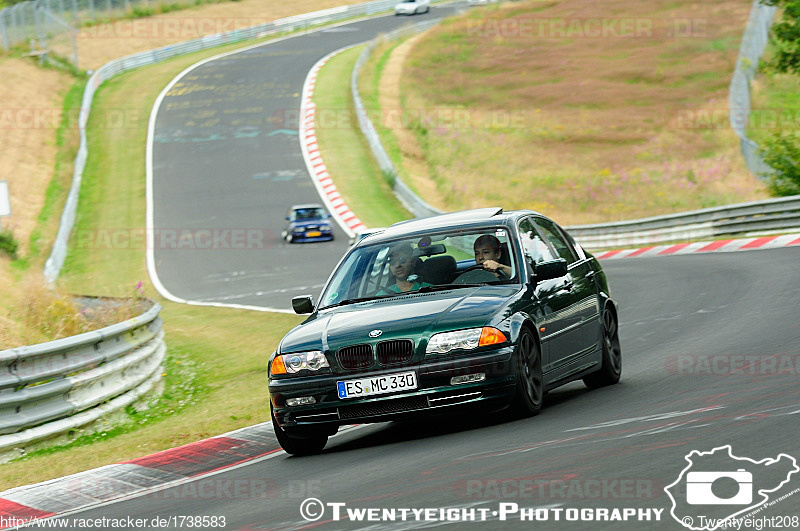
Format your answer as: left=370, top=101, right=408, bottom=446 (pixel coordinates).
left=268, top=208, right=621, bottom=455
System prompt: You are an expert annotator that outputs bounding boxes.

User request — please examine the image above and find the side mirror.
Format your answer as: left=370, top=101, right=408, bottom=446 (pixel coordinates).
left=292, top=295, right=314, bottom=314
left=285, top=216, right=290, bottom=221
left=534, top=259, right=567, bottom=282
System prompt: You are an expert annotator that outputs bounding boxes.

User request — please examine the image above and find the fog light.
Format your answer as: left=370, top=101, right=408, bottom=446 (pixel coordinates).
left=450, top=373, right=486, bottom=385
left=286, top=396, right=317, bottom=406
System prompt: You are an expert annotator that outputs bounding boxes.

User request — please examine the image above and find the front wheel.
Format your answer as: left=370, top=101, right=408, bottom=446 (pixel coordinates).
left=583, top=306, right=622, bottom=388
left=271, top=407, right=328, bottom=456
left=510, top=328, right=543, bottom=416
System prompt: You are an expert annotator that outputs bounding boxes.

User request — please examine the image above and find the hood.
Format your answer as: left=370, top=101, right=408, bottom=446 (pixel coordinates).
left=279, top=285, right=518, bottom=355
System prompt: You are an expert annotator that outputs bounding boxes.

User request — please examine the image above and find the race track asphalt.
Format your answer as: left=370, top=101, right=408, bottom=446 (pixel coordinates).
left=70, top=247, right=800, bottom=529
left=150, top=5, right=464, bottom=310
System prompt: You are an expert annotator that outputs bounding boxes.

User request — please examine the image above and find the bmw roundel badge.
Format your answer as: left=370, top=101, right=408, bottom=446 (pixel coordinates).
left=369, top=329, right=383, bottom=338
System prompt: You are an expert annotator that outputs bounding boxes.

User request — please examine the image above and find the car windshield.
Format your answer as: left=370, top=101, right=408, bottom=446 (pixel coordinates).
left=319, top=227, right=518, bottom=309
left=291, top=207, right=326, bottom=221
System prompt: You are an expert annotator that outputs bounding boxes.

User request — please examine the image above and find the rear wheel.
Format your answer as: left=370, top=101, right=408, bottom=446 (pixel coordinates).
left=511, top=328, right=543, bottom=416
left=271, top=407, right=328, bottom=456
left=583, top=306, right=622, bottom=388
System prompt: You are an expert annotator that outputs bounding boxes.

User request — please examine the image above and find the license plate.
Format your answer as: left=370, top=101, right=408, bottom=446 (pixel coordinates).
left=337, top=371, right=417, bottom=399
left=306, top=231, right=321, bottom=237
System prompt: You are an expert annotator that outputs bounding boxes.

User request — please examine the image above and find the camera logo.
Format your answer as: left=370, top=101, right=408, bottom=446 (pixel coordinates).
left=686, top=469, right=752, bottom=505
left=665, top=445, right=799, bottom=530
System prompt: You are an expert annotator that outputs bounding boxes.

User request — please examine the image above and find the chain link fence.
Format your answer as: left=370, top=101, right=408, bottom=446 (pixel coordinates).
left=729, top=0, right=777, bottom=179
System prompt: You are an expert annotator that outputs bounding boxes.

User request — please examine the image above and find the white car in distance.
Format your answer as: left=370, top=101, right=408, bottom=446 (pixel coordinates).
left=394, top=0, right=430, bottom=15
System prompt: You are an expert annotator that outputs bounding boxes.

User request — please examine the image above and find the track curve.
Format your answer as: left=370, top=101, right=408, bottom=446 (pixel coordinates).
left=147, top=6, right=463, bottom=311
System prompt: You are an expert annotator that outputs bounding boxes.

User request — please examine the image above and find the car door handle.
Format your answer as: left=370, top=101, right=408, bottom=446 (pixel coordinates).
left=559, top=280, right=573, bottom=292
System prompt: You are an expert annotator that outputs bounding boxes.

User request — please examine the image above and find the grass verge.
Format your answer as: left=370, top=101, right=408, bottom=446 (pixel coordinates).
left=313, top=44, right=410, bottom=228
left=357, top=38, right=418, bottom=194
left=24, top=78, right=87, bottom=270
left=1, top=37, right=307, bottom=491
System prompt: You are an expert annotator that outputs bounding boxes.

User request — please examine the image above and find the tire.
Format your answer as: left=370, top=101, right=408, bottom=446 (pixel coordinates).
left=510, top=328, right=543, bottom=417
left=583, top=306, right=622, bottom=388
left=271, top=407, right=328, bottom=456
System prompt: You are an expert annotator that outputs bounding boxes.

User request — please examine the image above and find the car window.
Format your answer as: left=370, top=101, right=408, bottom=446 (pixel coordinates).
left=291, top=207, right=325, bottom=221
left=518, top=218, right=555, bottom=264
left=319, top=228, right=518, bottom=308
left=534, top=218, right=578, bottom=264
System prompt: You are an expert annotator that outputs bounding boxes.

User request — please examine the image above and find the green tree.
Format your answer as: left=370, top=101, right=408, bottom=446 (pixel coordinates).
left=760, top=131, right=800, bottom=195
left=762, top=0, right=800, bottom=74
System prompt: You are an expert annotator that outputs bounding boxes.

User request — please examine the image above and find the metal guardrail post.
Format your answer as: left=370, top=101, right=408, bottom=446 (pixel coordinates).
left=0, top=11, right=9, bottom=50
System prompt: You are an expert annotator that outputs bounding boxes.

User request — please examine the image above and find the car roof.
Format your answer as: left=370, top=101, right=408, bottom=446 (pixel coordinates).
left=367, top=207, right=543, bottom=243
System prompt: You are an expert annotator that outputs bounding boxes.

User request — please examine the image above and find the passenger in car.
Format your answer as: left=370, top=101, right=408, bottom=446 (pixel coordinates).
left=474, top=235, right=512, bottom=278
left=377, top=242, right=433, bottom=295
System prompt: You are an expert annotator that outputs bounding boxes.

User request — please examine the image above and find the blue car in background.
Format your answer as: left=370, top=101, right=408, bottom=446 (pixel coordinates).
left=282, top=204, right=334, bottom=243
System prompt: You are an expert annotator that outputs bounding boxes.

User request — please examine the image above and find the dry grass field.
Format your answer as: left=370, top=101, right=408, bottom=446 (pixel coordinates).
left=398, top=0, right=768, bottom=224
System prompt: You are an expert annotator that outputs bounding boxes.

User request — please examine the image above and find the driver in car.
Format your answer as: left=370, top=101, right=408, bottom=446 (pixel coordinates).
left=377, top=242, right=432, bottom=294
left=474, top=235, right=512, bottom=278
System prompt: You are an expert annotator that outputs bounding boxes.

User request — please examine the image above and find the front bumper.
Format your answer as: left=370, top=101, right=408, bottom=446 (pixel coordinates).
left=291, top=233, right=334, bottom=242
left=269, top=346, right=515, bottom=431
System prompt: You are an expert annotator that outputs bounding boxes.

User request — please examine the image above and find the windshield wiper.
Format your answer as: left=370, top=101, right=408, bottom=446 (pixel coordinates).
left=322, top=296, right=384, bottom=309
left=417, top=283, right=483, bottom=292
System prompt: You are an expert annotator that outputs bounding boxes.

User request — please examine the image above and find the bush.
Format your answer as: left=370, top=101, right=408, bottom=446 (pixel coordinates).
left=17, top=278, right=149, bottom=344
left=760, top=131, right=800, bottom=196
left=0, top=229, right=19, bottom=259
left=130, top=5, right=155, bottom=17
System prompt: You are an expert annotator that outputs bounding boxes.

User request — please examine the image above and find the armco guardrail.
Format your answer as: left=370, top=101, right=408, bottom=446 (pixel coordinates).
left=565, top=195, right=800, bottom=249
left=352, top=18, right=445, bottom=219
left=0, top=300, right=165, bottom=458
left=42, top=0, right=427, bottom=284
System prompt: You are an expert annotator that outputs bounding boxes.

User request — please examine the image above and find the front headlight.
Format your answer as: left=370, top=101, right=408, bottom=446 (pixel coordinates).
left=426, top=327, right=507, bottom=355
left=271, top=351, right=329, bottom=375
